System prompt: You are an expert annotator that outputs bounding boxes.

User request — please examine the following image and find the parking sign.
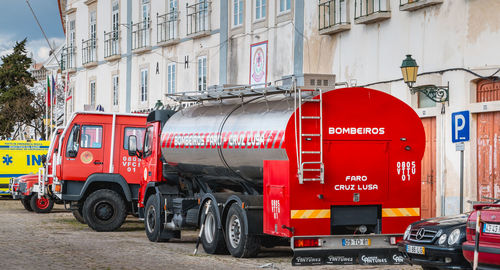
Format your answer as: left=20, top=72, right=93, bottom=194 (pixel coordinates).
left=452, top=111, right=470, bottom=143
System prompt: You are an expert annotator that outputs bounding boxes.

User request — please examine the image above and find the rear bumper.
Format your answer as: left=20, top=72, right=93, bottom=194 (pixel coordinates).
left=463, top=241, right=500, bottom=267
left=398, top=240, right=470, bottom=269
left=291, top=234, right=404, bottom=266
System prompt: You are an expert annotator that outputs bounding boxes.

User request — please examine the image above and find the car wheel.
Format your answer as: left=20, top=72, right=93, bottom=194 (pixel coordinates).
left=224, top=203, right=260, bottom=258
left=21, top=196, right=33, bottom=211
left=201, top=200, right=227, bottom=254
left=144, top=195, right=174, bottom=242
left=30, top=193, right=54, bottom=213
left=82, top=189, right=127, bottom=232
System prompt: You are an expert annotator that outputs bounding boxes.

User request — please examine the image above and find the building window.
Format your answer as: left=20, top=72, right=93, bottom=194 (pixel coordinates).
left=279, top=0, right=291, bottom=13
left=255, top=0, right=266, bottom=20
left=318, top=0, right=348, bottom=31
left=354, top=0, right=389, bottom=19
left=233, top=0, right=244, bottom=27
left=197, top=56, right=207, bottom=92
left=90, top=80, right=96, bottom=107
left=83, top=11, right=97, bottom=64
left=187, top=0, right=210, bottom=35
left=167, top=63, right=176, bottom=94
left=112, top=75, right=119, bottom=106
left=141, top=69, right=148, bottom=102
left=157, top=0, right=179, bottom=43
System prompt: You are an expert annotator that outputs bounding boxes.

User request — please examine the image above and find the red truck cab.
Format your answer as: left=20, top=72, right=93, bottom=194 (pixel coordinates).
left=52, top=112, right=146, bottom=231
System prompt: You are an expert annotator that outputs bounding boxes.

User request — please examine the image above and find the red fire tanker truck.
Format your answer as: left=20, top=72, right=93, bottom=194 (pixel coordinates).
left=10, top=128, right=64, bottom=213
left=127, top=77, right=426, bottom=265
left=51, top=112, right=147, bottom=231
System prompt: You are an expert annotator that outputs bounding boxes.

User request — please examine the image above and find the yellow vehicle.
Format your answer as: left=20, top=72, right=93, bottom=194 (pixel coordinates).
left=0, top=140, right=50, bottom=195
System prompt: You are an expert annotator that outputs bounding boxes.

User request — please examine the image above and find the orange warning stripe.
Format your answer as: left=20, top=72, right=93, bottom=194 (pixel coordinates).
left=291, top=209, right=330, bottom=219
left=382, top=208, right=420, bottom=217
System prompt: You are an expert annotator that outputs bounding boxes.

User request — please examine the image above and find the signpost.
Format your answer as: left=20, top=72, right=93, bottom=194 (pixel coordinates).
left=452, top=111, right=470, bottom=213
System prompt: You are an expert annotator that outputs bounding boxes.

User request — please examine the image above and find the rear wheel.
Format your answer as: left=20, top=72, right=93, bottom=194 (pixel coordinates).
left=83, top=189, right=127, bottom=232
left=30, top=194, right=54, bottom=213
left=201, top=200, right=227, bottom=254
left=21, top=196, right=33, bottom=211
left=225, top=203, right=260, bottom=258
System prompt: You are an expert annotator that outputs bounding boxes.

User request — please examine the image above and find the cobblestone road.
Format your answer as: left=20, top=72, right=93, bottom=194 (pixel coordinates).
left=0, top=198, right=421, bottom=270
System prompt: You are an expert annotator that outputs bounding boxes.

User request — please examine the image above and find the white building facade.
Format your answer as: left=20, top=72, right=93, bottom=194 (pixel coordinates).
left=59, top=0, right=500, bottom=217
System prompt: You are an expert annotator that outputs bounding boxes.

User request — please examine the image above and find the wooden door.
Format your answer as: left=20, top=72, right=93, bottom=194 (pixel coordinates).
left=477, top=111, right=500, bottom=200
left=421, top=117, right=436, bottom=219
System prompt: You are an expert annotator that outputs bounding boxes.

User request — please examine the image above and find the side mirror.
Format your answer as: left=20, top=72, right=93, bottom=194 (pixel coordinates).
left=128, top=135, right=137, bottom=157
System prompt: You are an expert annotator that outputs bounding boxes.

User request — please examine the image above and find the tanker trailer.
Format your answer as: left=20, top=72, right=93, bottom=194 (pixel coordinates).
left=128, top=82, right=426, bottom=265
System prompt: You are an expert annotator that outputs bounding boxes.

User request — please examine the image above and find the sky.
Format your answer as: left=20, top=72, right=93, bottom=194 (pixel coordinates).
left=0, top=0, right=65, bottom=63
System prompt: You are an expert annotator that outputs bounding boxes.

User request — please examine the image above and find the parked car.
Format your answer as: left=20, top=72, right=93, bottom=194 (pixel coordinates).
left=463, top=202, right=500, bottom=269
left=398, top=214, right=471, bottom=270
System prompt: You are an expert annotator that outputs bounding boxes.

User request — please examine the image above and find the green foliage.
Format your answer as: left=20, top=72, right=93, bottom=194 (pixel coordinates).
left=0, top=39, right=38, bottom=139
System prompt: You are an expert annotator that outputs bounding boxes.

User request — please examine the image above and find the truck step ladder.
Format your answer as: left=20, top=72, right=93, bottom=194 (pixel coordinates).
left=297, top=87, right=324, bottom=184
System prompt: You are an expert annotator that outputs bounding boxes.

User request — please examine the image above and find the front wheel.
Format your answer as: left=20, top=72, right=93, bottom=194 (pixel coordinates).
left=225, top=203, right=260, bottom=258
left=21, top=196, right=33, bottom=211
left=30, top=194, right=54, bottom=213
left=82, top=189, right=127, bottom=232
left=144, top=195, right=175, bottom=242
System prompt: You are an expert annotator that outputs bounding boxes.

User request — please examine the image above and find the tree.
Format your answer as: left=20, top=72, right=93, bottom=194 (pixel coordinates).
left=0, top=39, right=38, bottom=139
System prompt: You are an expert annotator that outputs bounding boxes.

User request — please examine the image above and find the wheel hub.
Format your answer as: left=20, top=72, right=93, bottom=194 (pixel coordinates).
left=204, top=211, right=216, bottom=243
left=146, top=205, right=156, bottom=233
left=36, top=197, right=49, bottom=209
left=229, top=214, right=241, bottom=248
left=95, top=202, right=114, bottom=221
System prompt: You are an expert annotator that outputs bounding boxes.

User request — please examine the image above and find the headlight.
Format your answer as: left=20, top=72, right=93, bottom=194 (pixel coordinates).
left=447, top=228, right=461, bottom=245
left=438, top=233, right=447, bottom=245
left=404, top=225, right=412, bottom=240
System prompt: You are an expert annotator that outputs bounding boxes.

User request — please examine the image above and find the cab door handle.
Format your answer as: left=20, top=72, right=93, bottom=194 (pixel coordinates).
left=94, top=161, right=103, bottom=165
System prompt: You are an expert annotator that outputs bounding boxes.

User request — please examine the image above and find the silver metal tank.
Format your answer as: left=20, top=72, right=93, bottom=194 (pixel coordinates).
left=161, top=95, right=296, bottom=184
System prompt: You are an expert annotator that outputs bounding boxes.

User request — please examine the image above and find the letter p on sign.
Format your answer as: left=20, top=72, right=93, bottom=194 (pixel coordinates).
left=452, top=111, right=470, bottom=143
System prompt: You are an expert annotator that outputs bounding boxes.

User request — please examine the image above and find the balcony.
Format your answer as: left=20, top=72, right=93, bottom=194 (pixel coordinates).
left=82, top=38, right=97, bottom=68
left=104, top=30, right=120, bottom=61
left=186, top=0, right=210, bottom=38
left=61, top=45, right=76, bottom=73
left=354, top=0, right=391, bottom=24
left=157, top=9, right=180, bottom=46
left=399, top=0, right=443, bottom=11
left=132, top=20, right=151, bottom=53
left=318, top=0, right=350, bottom=35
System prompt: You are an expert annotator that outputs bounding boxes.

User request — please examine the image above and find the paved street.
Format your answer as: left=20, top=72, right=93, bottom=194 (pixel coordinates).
left=0, top=198, right=421, bottom=270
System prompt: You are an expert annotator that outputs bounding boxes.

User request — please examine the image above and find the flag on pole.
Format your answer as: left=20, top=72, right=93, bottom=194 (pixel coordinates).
left=46, top=76, right=51, bottom=107
left=52, top=75, right=56, bottom=106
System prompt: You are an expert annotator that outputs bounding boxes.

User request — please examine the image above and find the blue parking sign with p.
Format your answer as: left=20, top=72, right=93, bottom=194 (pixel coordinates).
left=452, top=111, right=470, bottom=143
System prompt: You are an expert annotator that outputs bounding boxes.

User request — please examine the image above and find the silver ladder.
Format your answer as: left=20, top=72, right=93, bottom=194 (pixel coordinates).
left=297, top=87, right=324, bottom=184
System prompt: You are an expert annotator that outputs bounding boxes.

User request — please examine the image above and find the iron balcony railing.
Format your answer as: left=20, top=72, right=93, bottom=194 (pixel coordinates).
left=61, top=45, right=76, bottom=71
left=132, top=20, right=151, bottom=50
left=104, top=30, right=120, bottom=58
left=186, top=0, right=210, bottom=36
left=157, top=9, right=179, bottom=43
left=82, top=37, right=97, bottom=65
left=354, top=0, right=389, bottom=19
left=318, top=0, right=348, bottom=31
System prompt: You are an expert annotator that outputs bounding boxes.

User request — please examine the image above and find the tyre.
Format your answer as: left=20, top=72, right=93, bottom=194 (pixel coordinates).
left=144, top=195, right=175, bottom=242
left=201, top=200, right=227, bottom=254
left=21, top=196, right=33, bottom=212
left=72, top=204, right=86, bottom=224
left=30, top=193, right=54, bottom=213
left=82, top=189, right=127, bottom=232
left=225, top=203, right=260, bottom=258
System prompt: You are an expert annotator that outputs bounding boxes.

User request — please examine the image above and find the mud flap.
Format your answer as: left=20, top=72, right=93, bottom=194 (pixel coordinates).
left=292, top=248, right=405, bottom=266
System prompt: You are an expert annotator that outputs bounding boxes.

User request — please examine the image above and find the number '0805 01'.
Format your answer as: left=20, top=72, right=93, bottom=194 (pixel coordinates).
left=396, top=161, right=416, bottom=181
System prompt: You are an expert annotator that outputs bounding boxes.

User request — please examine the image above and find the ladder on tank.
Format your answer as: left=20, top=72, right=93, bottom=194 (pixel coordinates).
left=296, top=85, right=324, bottom=184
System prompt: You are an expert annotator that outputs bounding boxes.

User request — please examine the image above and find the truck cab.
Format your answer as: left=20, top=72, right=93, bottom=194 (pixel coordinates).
left=53, top=112, right=146, bottom=231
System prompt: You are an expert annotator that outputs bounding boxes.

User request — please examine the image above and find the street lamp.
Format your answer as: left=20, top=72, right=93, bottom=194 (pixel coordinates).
left=400, top=55, right=449, bottom=104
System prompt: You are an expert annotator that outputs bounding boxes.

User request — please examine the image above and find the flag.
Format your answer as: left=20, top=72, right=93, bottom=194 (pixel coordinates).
left=51, top=75, right=56, bottom=106
left=46, top=76, right=51, bottom=107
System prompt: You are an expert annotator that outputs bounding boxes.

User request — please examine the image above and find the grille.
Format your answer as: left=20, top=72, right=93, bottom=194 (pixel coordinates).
left=408, top=228, right=438, bottom=243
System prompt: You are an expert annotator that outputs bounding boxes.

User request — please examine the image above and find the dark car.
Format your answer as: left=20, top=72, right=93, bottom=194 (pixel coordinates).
left=398, top=214, right=471, bottom=270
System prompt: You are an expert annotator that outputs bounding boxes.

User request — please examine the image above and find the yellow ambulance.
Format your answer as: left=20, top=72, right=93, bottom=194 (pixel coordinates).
left=0, top=140, right=50, bottom=195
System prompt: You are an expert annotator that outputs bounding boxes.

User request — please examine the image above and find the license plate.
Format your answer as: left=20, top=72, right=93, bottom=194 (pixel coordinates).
left=484, top=223, right=500, bottom=234
left=406, top=245, right=425, bottom=255
left=342, top=238, right=371, bottom=246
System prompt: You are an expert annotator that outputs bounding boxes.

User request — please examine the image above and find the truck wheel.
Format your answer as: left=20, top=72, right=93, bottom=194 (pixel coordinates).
left=144, top=195, right=172, bottom=242
left=225, top=203, right=260, bottom=258
left=201, top=200, right=227, bottom=254
left=72, top=204, right=86, bottom=224
left=21, top=196, right=33, bottom=212
left=83, top=189, right=127, bottom=232
left=30, top=194, right=54, bottom=213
